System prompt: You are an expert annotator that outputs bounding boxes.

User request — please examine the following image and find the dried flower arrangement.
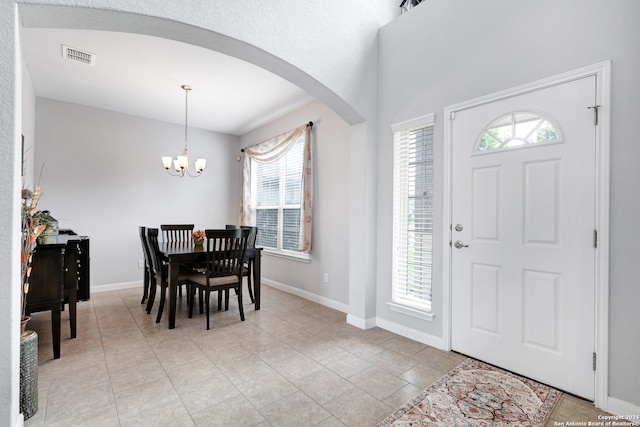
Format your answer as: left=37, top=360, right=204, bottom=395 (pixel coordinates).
left=20, top=186, right=46, bottom=322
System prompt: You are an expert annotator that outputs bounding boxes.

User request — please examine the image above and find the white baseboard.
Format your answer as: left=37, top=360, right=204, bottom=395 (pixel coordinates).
left=346, top=314, right=377, bottom=330
left=261, top=278, right=349, bottom=313
left=606, top=396, right=640, bottom=421
left=91, top=281, right=140, bottom=293
left=375, top=317, right=447, bottom=350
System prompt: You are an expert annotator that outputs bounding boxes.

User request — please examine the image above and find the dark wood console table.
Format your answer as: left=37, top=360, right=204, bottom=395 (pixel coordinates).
left=25, top=233, right=90, bottom=359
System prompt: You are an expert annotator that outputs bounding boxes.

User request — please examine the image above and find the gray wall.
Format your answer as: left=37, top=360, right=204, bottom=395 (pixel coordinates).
left=34, top=98, right=240, bottom=287
left=376, top=0, right=640, bottom=407
left=22, top=59, right=36, bottom=190
left=239, top=100, right=352, bottom=310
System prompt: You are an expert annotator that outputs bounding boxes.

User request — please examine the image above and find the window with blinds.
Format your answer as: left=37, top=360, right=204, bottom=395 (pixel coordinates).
left=253, top=135, right=304, bottom=254
left=392, top=114, right=434, bottom=312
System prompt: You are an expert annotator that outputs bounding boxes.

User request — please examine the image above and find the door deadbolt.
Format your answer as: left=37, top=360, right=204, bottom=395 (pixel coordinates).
left=454, top=224, right=464, bottom=232
left=454, top=240, right=469, bottom=249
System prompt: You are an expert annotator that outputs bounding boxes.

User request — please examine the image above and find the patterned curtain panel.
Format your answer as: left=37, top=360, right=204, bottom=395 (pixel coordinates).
left=240, top=124, right=312, bottom=254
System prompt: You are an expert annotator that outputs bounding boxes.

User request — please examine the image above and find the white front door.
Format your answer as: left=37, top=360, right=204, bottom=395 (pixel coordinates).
left=450, top=75, right=596, bottom=399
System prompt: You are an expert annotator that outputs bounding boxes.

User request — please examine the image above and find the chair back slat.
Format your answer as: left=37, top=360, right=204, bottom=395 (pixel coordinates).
left=161, top=224, right=194, bottom=242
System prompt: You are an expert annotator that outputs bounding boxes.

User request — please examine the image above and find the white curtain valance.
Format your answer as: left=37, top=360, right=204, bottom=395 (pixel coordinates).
left=242, top=125, right=305, bottom=163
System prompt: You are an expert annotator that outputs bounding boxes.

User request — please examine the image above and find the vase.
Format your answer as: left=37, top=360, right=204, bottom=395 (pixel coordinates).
left=20, top=330, right=38, bottom=420
left=194, top=239, right=204, bottom=246
left=20, top=316, right=31, bottom=335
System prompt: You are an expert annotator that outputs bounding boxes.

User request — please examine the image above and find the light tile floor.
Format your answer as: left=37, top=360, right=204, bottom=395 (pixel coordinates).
left=24, top=284, right=606, bottom=426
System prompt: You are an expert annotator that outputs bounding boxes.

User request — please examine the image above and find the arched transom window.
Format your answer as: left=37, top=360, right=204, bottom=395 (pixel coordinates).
left=475, top=111, right=562, bottom=154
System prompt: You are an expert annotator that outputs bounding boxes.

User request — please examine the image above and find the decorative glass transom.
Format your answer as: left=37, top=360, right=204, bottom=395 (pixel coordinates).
left=475, top=111, right=561, bottom=153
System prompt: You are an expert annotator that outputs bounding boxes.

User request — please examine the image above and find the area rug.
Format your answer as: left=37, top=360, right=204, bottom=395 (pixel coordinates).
left=377, top=358, right=561, bottom=426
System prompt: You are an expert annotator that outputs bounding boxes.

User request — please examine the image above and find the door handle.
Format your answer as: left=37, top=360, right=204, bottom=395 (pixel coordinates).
left=454, top=240, right=469, bottom=249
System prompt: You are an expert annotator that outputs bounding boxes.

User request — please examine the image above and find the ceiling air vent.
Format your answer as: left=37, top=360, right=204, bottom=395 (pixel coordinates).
left=61, top=45, right=96, bottom=66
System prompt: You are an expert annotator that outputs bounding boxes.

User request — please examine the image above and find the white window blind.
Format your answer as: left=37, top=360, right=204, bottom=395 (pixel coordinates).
left=253, top=135, right=304, bottom=254
left=392, top=114, right=434, bottom=312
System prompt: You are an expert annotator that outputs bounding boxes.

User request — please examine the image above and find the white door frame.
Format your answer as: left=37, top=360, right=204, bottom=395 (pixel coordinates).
left=442, top=61, right=611, bottom=409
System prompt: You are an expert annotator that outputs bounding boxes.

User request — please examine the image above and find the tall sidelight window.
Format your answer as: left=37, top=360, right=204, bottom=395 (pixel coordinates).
left=251, top=134, right=307, bottom=255
left=391, top=114, right=434, bottom=313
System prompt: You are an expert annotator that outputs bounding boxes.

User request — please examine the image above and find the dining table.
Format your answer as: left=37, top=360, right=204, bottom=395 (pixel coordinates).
left=159, top=241, right=262, bottom=329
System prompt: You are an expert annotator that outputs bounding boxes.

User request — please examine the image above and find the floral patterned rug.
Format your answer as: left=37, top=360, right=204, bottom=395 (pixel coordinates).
left=377, top=358, right=561, bottom=426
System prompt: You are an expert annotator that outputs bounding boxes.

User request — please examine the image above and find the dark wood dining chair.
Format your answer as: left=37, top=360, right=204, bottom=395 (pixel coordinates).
left=226, top=225, right=258, bottom=303
left=161, top=224, right=194, bottom=243
left=145, top=227, right=194, bottom=323
left=160, top=224, right=195, bottom=297
left=187, top=228, right=250, bottom=330
left=139, top=226, right=157, bottom=305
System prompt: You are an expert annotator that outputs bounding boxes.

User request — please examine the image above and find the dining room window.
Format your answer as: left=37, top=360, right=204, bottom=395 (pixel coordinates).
left=252, top=134, right=305, bottom=255
left=391, top=114, right=434, bottom=314
left=241, top=123, right=312, bottom=258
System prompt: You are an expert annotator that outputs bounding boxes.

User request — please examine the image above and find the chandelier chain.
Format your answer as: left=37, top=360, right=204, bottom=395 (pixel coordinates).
left=184, top=86, right=189, bottom=151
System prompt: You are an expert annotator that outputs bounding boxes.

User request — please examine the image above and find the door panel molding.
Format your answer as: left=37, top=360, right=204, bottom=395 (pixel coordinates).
left=443, top=61, right=610, bottom=409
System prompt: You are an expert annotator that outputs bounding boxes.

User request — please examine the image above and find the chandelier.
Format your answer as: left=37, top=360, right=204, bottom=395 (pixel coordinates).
left=162, top=85, right=207, bottom=177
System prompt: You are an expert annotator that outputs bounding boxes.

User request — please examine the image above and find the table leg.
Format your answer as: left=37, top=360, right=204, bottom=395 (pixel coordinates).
left=68, top=289, right=77, bottom=339
left=52, top=304, right=61, bottom=359
left=168, top=260, right=179, bottom=329
left=254, top=250, right=261, bottom=310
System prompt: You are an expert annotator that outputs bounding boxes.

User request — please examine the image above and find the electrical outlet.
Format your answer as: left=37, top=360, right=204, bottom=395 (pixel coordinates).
left=138, top=260, right=144, bottom=269
left=323, top=272, right=329, bottom=283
